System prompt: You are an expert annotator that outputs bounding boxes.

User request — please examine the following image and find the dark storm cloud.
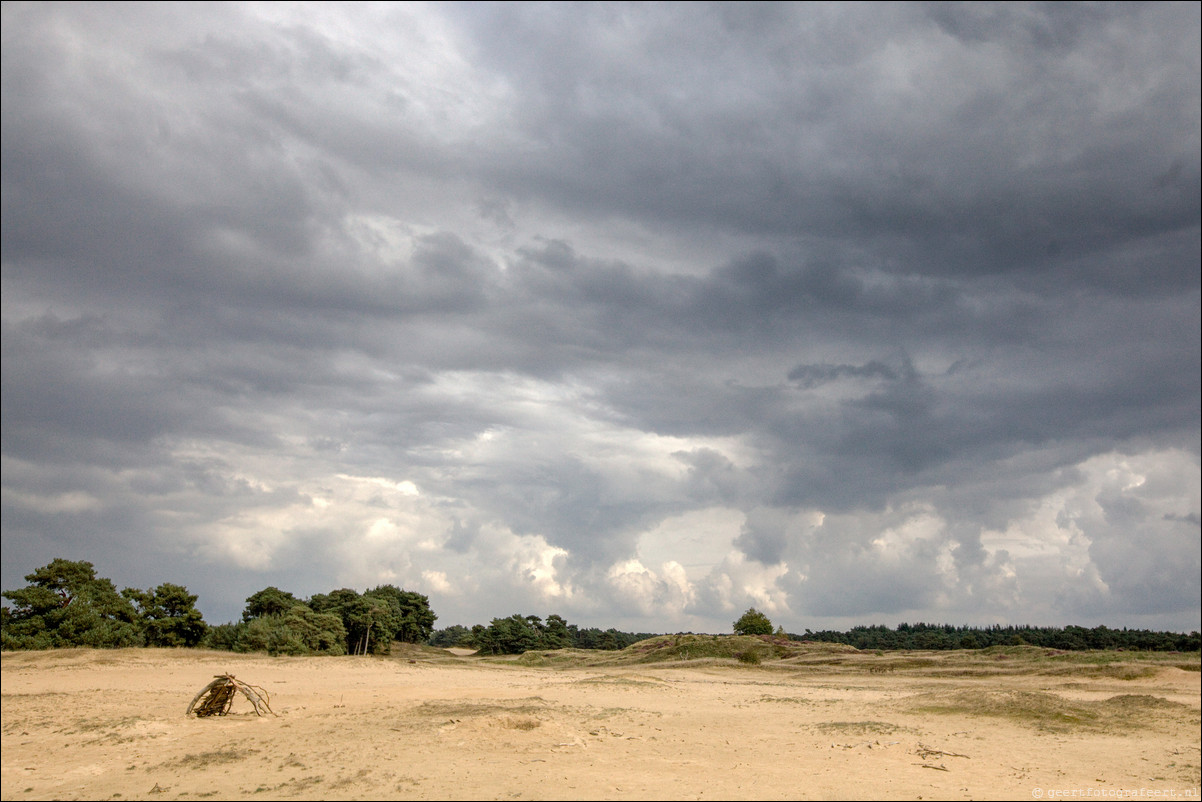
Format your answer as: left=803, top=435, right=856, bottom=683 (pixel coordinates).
left=453, top=2, right=1199, bottom=285
left=788, top=359, right=908, bottom=389
left=2, top=2, right=1198, bottom=630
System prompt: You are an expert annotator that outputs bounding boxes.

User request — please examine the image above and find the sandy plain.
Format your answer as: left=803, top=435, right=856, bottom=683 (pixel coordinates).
left=1, top=642, right=1199, bottom=801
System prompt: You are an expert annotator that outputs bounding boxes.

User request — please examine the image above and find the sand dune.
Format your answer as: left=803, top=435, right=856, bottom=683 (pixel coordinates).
left=2, top=645, right=1198, bottom=800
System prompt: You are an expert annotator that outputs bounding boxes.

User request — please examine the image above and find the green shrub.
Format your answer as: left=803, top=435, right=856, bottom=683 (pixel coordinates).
left=733, top=608, right=774, bottom=636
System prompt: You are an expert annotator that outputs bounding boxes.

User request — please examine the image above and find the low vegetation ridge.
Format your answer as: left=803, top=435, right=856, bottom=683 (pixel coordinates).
left=474, top=635, right=1201, bottom=678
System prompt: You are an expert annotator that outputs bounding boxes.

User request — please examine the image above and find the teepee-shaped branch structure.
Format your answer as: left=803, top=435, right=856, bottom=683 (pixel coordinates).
left=186, top=674, right=276, bottom=717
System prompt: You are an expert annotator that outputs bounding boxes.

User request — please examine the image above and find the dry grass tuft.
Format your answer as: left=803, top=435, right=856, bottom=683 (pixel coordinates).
left=498, top=716, right=541, bottom=731
left=815, top=720, right=906, bottom=736
left=171, top=748, right=261, bottom=768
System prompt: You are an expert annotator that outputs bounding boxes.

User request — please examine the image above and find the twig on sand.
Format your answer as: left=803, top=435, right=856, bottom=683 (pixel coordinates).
left=916, top=743, right=970, bottom=759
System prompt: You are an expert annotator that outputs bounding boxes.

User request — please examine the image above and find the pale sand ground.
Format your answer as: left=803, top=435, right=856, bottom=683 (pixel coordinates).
left=1, top=647, right=1198, bottom=801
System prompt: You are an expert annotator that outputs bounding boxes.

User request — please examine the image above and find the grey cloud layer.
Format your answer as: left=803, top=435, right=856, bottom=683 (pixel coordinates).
left=2, top=2, right=1198, bottom=630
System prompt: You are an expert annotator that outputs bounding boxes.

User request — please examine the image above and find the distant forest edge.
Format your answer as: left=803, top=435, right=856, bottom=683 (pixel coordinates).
left=3, top=559, right=1199, bottom=654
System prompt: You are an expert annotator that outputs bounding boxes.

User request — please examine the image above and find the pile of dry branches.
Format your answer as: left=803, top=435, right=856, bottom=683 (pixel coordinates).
left=186, top=674, right=276, bottom=717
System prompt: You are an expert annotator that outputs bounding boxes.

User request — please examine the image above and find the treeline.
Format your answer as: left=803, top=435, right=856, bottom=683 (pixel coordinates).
left=796, top=622, right=1201, bottom=652
left=4, top=559, right=1199, bottom=655
left=429, top=614, right=657, bottom=654
left=1, top=559, right=435, bottom=656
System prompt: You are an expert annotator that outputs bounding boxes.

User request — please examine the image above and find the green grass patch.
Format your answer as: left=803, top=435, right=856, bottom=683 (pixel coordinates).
left=907, top=689, right=1192, bottom=732
left=615, top=634, right=851, bottom=664
left=516, top=649, right=612, bottom=667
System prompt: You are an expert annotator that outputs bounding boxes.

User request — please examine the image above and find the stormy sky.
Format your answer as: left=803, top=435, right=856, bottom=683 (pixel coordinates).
left=3, top=2, right=1199, bottom=633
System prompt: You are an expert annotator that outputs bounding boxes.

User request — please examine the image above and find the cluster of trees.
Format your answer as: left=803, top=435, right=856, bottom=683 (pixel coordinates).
left=797, top=622, right=1201, bottom=652
left=1, top=559, right=207, bottom=650
left=438, top=614, right=657, bottom=655
left=207, top=584, right=436, bottom=656
left=2, top=559, right=436, bottom=657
